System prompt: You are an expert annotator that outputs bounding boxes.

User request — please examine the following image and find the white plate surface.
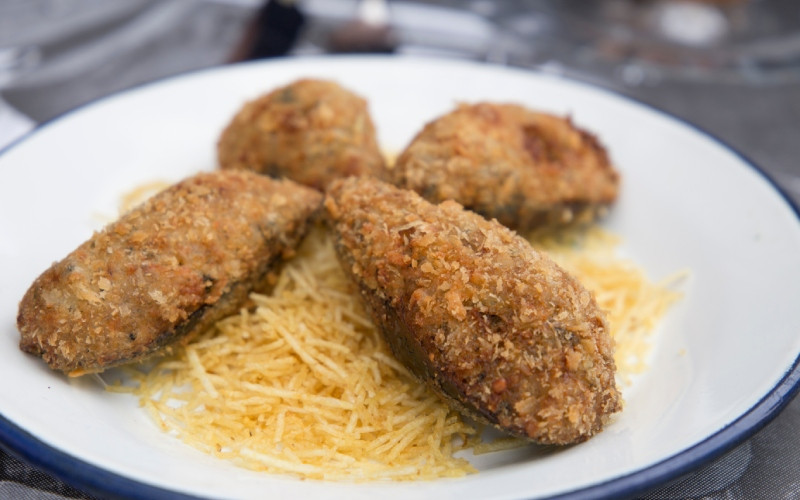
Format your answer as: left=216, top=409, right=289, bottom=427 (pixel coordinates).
left=1, top=56, right=800, bottom=500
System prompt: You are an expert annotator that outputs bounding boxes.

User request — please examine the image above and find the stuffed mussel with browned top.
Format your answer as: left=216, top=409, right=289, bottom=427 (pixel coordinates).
left=217, top=78, right=387, bottom=190
left=17, top=170, right=322, bottom=376
left=325, top=177, right=621, bottom=445
left=390, top=102, right=620, bottom=231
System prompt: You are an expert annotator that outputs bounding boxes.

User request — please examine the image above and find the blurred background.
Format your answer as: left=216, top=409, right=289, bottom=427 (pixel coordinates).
left=1, top=0, right=799, bottom=206
left=1, top=1, right=799, bottom=499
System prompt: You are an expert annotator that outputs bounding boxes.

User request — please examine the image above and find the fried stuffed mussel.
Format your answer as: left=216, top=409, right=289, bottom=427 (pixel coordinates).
left=217, top=78, right=387, bottom=190
left=390, top=102, right=620, bottom=231
left=18, top=170, right=322, bottom=376
left=325, top=177, right=621, bottom=445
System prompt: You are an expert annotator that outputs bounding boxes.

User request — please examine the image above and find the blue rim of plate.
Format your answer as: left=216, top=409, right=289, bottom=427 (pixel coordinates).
left=1, top=55, right=799, bottom=500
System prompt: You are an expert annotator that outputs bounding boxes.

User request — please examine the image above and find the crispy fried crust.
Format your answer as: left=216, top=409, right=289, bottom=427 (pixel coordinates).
left=217, top=78, right=387, bottom=190
left=17, top=171, right=322, bottom=375
left=325, top=177, right=621, bottom=445
left=390, top=102, right=620, bottom=231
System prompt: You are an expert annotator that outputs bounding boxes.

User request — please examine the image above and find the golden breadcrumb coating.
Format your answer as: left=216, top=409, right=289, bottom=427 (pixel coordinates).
left=217, top=78, right=387, bottom=190
left=390, top=102, right=620, bottom=230
left=18, top=170, right=322, bottom=375
left=325, top=177, right=621, bottom=445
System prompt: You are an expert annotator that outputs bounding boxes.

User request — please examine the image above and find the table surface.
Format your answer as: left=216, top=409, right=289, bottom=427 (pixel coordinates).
left=1, top=1, right=799, bottom=499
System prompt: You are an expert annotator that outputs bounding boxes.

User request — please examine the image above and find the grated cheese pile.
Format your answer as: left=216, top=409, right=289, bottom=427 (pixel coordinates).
left=527, top=225, right=685, bottom=379
left=112, top=222, right=683, bottom=481
left=116, top=226, right=479, bottom=481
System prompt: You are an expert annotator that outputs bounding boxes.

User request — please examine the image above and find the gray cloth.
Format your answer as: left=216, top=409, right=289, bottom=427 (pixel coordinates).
left=0, top=0, right=251, bottom=122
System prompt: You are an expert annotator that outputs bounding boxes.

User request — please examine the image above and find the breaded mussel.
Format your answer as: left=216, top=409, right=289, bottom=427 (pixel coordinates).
left=390, top=102, right=620, bottom=231
left=217, top=78, right=387, bottom=190
left=18, top=171, right=322, bottom=376
left=325, top=177, right=621, bottom=445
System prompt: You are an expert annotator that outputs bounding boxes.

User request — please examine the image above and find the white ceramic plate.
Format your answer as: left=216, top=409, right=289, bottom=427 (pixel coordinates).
left=1, top=56, right=799, bottom=500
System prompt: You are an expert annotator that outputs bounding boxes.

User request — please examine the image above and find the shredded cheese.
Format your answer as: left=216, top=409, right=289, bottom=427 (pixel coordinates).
left=119, top=180, right=171, bottom=214
left=118, top=226, right=478, bottom=481
left=110, top=222, right=683, bottom=480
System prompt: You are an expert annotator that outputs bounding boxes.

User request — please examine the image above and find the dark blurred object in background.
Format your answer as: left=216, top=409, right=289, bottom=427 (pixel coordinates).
left=230, top=0, right=305, bottom=61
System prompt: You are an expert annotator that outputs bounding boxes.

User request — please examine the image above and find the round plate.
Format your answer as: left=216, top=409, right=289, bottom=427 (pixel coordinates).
left=1, top=56, right=799, bottom=500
